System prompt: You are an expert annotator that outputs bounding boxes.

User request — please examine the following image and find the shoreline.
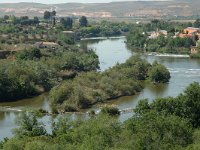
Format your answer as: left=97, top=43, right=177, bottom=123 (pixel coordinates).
left=145, top=52, right=190, bottom=58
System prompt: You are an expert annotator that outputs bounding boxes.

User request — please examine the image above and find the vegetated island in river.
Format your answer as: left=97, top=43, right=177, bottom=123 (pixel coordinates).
left=50, top=55, right=170, bottom=113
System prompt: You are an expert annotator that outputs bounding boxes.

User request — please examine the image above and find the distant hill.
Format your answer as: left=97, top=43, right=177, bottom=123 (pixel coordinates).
left=0, top=0, right=199, bottom=19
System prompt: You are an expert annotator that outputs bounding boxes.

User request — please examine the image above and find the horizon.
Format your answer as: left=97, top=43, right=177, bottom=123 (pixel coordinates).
left=0, top=0, right=172, bottom=4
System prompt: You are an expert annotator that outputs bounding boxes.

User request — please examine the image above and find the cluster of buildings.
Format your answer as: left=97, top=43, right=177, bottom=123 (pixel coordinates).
left=147, top=27, right=200, bottom=54
left=177, top=27, right=200, bottom=54
left=147, top=29, right=168, bottom=39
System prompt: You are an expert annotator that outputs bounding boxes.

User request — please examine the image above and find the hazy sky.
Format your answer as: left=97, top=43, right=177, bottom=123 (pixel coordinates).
left=0, top=0, right=132, bottom=4
left=0, top=0, right=166, bottom=4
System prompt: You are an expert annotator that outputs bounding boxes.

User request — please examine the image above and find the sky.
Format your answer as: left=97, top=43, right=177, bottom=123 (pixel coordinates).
left=0, top=0, right=168, bottom=4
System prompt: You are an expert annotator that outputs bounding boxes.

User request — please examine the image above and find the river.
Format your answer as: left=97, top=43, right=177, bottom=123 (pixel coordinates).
left=0, top=36, right=200, bottom=141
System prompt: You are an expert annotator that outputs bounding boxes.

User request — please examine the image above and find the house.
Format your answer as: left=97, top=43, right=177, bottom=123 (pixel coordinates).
left=160, top=30, right=168, bottom=36
left=35, top=42, right=59, bottom=49
left=177, top=33, right=193, bottom=38
left=183, top=27, right=200, bottom=34
left=190, top=40, right=200, bottom=54
left=178, top=27, right=200, bottom=39
left=191, top=46, right=199, bottom=54
left=147, top=30, right=168, bottom=39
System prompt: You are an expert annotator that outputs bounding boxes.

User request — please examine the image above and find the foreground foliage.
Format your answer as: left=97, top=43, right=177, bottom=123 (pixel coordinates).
left=2, top=82, right=200, bottom=150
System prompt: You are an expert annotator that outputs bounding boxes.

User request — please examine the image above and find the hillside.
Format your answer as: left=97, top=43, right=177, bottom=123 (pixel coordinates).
left=0, top=0, right=199, bottom=18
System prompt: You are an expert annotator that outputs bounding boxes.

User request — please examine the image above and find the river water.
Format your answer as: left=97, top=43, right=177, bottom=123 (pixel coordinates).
left=0, top=37, right=200, bottom=141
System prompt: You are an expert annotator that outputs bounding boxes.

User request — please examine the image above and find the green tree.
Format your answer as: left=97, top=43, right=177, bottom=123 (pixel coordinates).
left=51, top=10, right=56, bottom=17
left=16, top=48, right=42, bottom=60
left=43, top=11, right=51, bottom=20
left=33, top=16, right=39, bottom=25
left=79, top=16, right=88, bottom=27
left=178, top=82, right=200, bottom=127
left=13, top=112, right=47, bottom=137
left=193, top=19, right=200, bottom=28
left=101, top=105, right=120, bottom=116
left=60, top=17, right=73, bottom=29
left=148, top=61, right=171, bottom=83
left=121, top=112, right=193, bottom=149
left=4, top=15, right=9, bottom=20
left=127, top=29, right=147, bottom=49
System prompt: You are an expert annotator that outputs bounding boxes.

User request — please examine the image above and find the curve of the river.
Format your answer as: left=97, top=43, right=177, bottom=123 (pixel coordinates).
left=0, top=36, right=200, bottom=140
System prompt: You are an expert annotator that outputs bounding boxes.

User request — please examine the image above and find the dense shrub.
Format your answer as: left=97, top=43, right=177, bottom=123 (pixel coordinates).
left=16, top=48, right=42, bottom=60
left=148, top=61, right=171, bottom=83
left=101, top=105, right=120, bottom=116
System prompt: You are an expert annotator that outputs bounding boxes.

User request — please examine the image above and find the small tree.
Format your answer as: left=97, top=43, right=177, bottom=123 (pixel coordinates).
left=3, top=15, right=9, bottom=20
left=33, top=16, right=39, bottom=25
left=44, top=11, right=51, bottom=20
left=51, top=10, right=57, bottom=26
left=148, top=61, right=171, bottom=83
left=16, top=47, right=42, bottom=60
left=13, top=111, right=47, bottom=137
left=79, top=16, right=88, bottom=27
left=60, top=17, right=73, bottom=29
left=101, top=105, right=120, bottom=116
left=193, top=19, right=200, bottom=28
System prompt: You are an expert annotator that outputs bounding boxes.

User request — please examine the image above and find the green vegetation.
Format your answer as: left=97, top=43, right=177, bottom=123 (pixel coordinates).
left=1, top=12, right=200, bottom=150
left=78, top=21, right=131, bottom=38
left=101, top=105, right=120, bottom=116
left=0, top=47, right=99, bottom=101
left=60, top=17, right=73, bottom=29
left=127, top=19, right=197, bottom=54
left=147, top=35, right=195, bottom=54
left=127, top=30, right=195, bottom=54
left=191, top=53, right=200, bottom=58
left=127, top=29, right=147, bottom=50
left=50, top=55, right=170, bottom=112
left=0, top=14, right=135, bottom=102
left=79, top=16, right=88, bottom=27
left=0, top=60, right=55, bottom=100
left=0, top=14, right=111, bottom=101
left=13, top=112, right=47, bottom=138
left=16, top=48, right=42, bottom=60
left=2, top=82, right=200, bottom=149
left=148, top=61, right=170, bottom=83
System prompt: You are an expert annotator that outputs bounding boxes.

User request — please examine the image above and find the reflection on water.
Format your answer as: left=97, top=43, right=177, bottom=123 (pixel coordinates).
left=0, top=93, right=50, bottom=110
left=0, top=93, right=50, bottom=140
left=1, top=37, right=200, bottom=140
left=80, top=37, right=132, bottom=71
left=0, top=112, right=18, bottom=139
